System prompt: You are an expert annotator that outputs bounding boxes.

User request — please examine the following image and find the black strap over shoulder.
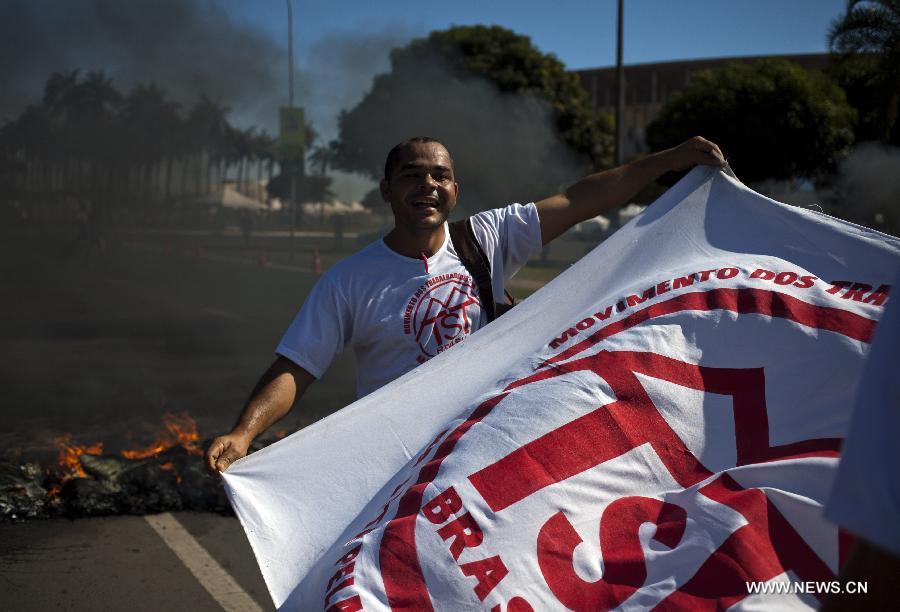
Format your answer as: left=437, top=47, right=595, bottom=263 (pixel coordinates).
left=448, top=218, right=515, bottom=323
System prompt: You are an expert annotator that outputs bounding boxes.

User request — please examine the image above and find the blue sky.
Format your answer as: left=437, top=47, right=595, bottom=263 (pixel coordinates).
left=223, top=0, right=847, bottom=70
left=206, top=0, right=850, bottom=198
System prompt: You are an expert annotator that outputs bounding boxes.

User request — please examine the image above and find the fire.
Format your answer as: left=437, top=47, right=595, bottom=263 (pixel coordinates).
left=48, top=434, right=104, bottom=497
left=53, top=434, right=103, bottom=480
left=121, top=411, right=202, bottom=459
left=45, top=412, right=202, bottom=498
left=159, top=461, right=182, bottom=484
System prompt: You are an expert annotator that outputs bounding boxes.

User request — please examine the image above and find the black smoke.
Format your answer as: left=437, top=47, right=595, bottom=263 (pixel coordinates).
left=0, top=0, right=411, bottom=140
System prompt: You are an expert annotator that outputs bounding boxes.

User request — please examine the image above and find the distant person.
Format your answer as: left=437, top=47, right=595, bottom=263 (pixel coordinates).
left=60, top=201, right=105, bottom=264
left=206, top=135, right=725, bottom=472
left=822, top=268, right=900, bottom=610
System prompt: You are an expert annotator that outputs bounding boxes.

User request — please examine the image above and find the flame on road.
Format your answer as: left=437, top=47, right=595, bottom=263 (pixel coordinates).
left=48, top=411, right=203, bottom=496
left=53, top=434, right=103, bottom=479
left=121, top=411, right=202, bottom=459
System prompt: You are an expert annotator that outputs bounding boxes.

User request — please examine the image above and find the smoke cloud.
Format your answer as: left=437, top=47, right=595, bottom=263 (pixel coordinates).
left=0, top=0, right=411, bottom=140
left=838, top=143, right=900, bottom=231
left=337, top=52, right=593, bottom=212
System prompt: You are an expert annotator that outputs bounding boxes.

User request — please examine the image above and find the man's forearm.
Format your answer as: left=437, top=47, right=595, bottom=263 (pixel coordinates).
left=206, top=358, right=315, bottom=473
left=563, top=149, right=675, bottom=219
left=536, top=136, right=725, bottom=244
left=232, top=358, right=315, bottom=441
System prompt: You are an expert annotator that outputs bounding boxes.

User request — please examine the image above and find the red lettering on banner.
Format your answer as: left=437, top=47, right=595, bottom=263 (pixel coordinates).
left=322, top=543, right=361, bottom=608
left=491, top=598, right=535, bottom=612
left=862, top=284, right=890, bottom=306
left=626, top=287, right=656, bottom=307
left=325, top=577, right=355, bottom=605
left=575, top=317, right=595, bottom=331
left=549, top=327, right=579, bottom=350
left=326, top=562, right=355, bottom=592
left=337, top=546, right=360, bottom=566
left=437, top=512, right=484, bottom=560
left=750, top=268, right=775, bottom=281
left=594, top=306, right=613, bottom=321
left=544, top=287, right=876, bottom=366
left=656, top=279, right=672, bottom=295
left=326, top=595, right=363, bottom=612
left=826, top=280, right=852, bottom=294
left=842, top=282, right=872, bottom=301
left=672, top=273, right=696, bottom=289
left=774, top=271, right=798, bottom=285
left=459, top=555, right=509, bottom=601
left=660, top=473, right=834, bottom=608
left=697, top=269, right=717, bottom=281
left=414, top=429, right=448, bottom=467
left=716, top=267, right=739, bottom=280
left=795, top=274, right=817, bottom=289
left=379, top=392, right=510, bottom=610
left=422, top=487, right=462, bottom=524
left=537, top=497, right=687, bottom=610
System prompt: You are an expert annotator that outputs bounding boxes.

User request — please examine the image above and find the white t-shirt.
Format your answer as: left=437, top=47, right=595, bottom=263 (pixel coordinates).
left=276, top=202, right=542, bottom=397
left=824, top=268, right=900, bottom=557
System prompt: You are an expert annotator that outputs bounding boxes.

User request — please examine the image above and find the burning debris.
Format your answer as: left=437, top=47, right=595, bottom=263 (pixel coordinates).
left=0, top=412, right=276, bottom=521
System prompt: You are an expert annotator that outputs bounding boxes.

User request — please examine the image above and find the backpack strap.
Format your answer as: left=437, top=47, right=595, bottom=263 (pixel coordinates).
left=448, top=218, right=515, bottom=323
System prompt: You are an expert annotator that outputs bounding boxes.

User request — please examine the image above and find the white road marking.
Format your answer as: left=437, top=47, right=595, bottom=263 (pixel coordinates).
left=144, top=513, right=264, bottom=612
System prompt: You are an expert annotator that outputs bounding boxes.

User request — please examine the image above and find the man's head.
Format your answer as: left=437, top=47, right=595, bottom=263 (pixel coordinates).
left=380, top=137, right=459, bottom=234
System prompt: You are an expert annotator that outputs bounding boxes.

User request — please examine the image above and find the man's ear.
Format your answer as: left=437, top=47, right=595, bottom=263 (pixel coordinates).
left=379, top=178, right=390, bottom=202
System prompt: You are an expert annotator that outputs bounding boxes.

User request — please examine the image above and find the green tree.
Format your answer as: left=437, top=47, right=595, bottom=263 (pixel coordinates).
left=828, top=0, right=900, bottom=143
left=334, top=25, right=610, bottom=211
left=646, top=59, right=856, bottom=182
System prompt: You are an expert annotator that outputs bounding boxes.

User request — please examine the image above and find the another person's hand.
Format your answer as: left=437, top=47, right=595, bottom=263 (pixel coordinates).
left=665, top=136, right=726, bottom=172
left=205, top=431, right=252, bottom=474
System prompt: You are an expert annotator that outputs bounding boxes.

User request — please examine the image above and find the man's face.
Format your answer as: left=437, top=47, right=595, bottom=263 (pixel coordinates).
left=380, top=142, right=459, bottom=233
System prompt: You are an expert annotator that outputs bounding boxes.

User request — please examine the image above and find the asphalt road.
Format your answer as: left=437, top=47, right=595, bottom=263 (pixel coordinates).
left=0, top=220, right=566, bottom=610
left=1, top=224, right=358, bottom=461
left=0, top=511, right=272, bottom=611
left=0, top=224, right=358, bottom=609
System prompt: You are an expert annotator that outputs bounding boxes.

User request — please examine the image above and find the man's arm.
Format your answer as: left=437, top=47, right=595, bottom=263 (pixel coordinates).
left=536, top=136, right=725, bottom=245
left=205, top=356, right=316, bottom=473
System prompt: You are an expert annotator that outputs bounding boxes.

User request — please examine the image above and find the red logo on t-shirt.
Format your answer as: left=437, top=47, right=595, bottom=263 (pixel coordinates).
left=403, top=274, right=482, bottom=360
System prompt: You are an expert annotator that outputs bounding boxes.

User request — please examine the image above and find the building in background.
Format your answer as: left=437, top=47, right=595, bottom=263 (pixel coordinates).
left=573, top=53, right=829, bottom=159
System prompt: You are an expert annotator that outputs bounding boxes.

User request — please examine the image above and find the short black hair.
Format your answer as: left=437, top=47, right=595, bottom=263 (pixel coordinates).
left=383, top=136, right=453, bottom=181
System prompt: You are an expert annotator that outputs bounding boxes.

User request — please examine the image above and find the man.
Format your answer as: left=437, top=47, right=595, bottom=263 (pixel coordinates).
left=822, top=267, right=900, bottom=610
left=206, top=135, right=725, bottom=473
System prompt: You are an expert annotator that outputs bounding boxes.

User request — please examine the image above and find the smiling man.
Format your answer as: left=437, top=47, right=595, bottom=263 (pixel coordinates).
left=206, top=135, right=725, bottom=473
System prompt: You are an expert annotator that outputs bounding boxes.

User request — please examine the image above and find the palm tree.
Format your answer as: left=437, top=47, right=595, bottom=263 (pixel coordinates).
left=252, top=131, right=277, bottom=201
left=829, top=0, right=900, bottom=141
left=69, top=71, right=122, bottom=216
left=186, top=96, right=231, bottom=198
left=120, top=84, right=182, bottom=208
left=309, top=139, right=338, bottom=176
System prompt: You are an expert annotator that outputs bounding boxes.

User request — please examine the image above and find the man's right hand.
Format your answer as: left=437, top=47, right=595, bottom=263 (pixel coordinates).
left=205, top=432, right=252, bottom=474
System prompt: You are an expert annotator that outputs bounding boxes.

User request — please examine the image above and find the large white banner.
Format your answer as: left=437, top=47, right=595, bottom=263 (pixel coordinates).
left=223, top=168, right=900, bottom=610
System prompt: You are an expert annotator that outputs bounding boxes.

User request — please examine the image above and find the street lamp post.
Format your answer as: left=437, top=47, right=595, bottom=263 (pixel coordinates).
left=615, top=0, right=625, bottom=166
left=286, top=0, right=297, bottom=261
